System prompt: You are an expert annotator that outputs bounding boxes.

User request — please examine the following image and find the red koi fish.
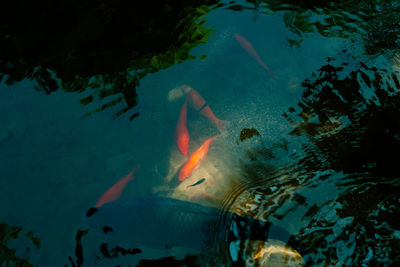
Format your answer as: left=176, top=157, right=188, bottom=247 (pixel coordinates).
left=179, top=136, right=216, bottom=181
left=234, top=33, right=277, bottom=79
left=182, top=85, right=225, bottom=132
left=95, top=165, right=139, bottom=208
left=175, top=95, right=189, bottom=155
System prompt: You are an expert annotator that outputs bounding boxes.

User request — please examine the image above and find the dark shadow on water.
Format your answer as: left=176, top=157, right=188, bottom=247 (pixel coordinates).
left=284, top=57, right=400, bottom=265
left=223, top=55, right=400, bottom=265
left=0, top=0, right=228, bottom=119
left=285, top=58, right=400, bottom=178
left=0, top=222, right=40, bottom=266
left=2, top=0, right=400, bottom=122
left=67, top=229, right=88, bottom=267
left=136, top=255, right=201, bottom=267
left=227, top=0, right=400, bottom=58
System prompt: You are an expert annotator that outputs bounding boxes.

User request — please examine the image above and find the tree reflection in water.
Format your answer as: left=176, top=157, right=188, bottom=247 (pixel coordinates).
left=285, top=58, right=400, bottom=265
left=0, top=222, right=40, bottom=266
left=0, top=0, right=220, bottom=119
left=235, top=0, right=400, bottom=57
left=228, top=57, right=400, bottom=265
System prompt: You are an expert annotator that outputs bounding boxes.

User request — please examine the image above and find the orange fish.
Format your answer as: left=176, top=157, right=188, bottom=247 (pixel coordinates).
left=234, top=33, right=277, bottom=79
left=175, top=95, right=189, bottom=155
left=179, top=136, right=216, bottom=181
left=182, top=85, right=225, bottom=131
left=95, top=165, right=139, bottom=208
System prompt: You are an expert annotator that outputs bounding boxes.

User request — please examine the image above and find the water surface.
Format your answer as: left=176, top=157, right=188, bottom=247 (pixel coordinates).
left=1, top=1, right=400, bottom=266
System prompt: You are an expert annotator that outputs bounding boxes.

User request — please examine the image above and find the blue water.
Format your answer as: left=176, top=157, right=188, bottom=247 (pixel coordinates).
left=1, top=4, right=399, bottom=267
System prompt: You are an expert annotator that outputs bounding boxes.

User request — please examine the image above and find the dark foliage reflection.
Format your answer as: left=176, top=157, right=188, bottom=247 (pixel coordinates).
left=0, top=0, right=221, bottom=118
left=226, top=57, right=400, bottom=265
left=0, top=222, right=40, bottom=266
left=285, top=58, right=400, bottom=177
left=283, top=58, right=400, bottom=265
left=231, top=0, right=400, bottom=57
left=3, top=0, right=400, bottom=120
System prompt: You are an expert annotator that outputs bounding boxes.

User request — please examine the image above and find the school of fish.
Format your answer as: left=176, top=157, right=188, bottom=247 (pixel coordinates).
left=94, top=33, right=275, bottom=207
left=86, top=33, right=301, bottom=265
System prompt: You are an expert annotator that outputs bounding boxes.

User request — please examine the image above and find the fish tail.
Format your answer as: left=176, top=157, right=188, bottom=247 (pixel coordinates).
left=130, top=164, right=140, bottom=176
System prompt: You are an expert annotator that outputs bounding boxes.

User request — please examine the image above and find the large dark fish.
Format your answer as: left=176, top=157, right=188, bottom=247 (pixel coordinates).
left=86, top=196, right=293, bottom=252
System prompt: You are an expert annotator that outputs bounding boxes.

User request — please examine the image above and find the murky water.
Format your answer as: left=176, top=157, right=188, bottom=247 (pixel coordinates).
left=1, top=1, right=400, bottom=266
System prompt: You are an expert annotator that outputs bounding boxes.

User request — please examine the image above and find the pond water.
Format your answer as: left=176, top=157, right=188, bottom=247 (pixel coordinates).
left=1, top=1, right=400, bottom=266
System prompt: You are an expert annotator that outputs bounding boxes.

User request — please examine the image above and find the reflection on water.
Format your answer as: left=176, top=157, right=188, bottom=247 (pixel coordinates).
left=278, top=57, right=400, bottom=265
left=0, top=222, right=40, bottom=266
left=1, top=0, right=400, bottom=266
left=0, top=0, right=219, bottom=119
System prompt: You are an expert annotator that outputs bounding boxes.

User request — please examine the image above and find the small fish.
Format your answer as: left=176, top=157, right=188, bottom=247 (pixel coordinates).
left=95, top=165, right=139, bottom=208
left=175, top=95, right=189, bottom=155
left=179, top=136, right=216, bottom=181
left=234, top=33, right=277, bottom=79
left=187, top=178, right=206, bottom=188
left=182, top=85, right=225, bottom=132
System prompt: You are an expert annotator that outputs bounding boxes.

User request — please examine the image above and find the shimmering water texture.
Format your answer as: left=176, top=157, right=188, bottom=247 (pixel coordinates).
left=84, top=83, right=303, bottom=266
left=2, top=0, right=400, bottom=266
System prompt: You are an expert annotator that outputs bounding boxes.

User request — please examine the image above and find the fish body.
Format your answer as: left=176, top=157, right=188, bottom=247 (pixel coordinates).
left=187, top=178, right=206, bottom=188
left=86, top=196, right=293, bottom=251
left=95, top=166, right=139, bottom=208
left=184, top=85, right=206, bottom=111
left=175, top=95, right=189, bottom=155
left=200, top=106, right=225, bottom=132
left=179, top=136, right=215, bottom=181
left=87, top=196, right=220, bottom=250
left=234, top=33, right=276, bottom=78
left=182, top=85, right=225, bottom=132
